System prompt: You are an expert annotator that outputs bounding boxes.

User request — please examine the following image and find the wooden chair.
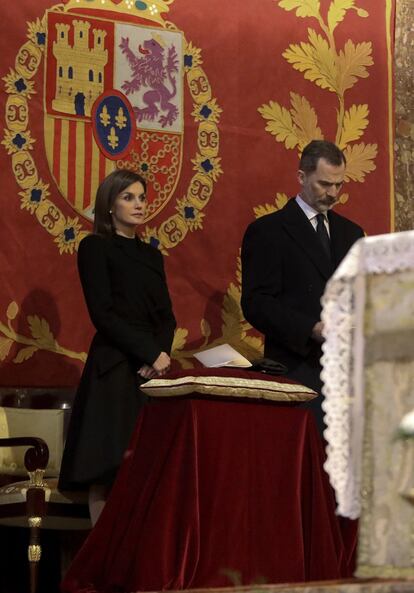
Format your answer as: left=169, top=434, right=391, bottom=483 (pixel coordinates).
left=0, top=434, right=49, bottom=593
left=0, top=388, right=90, bottom=593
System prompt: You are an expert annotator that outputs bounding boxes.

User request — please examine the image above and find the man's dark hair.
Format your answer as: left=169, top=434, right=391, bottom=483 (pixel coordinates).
left=299, top=140, right=346, bottom=174
left=93, top=169, right=147, bottom=237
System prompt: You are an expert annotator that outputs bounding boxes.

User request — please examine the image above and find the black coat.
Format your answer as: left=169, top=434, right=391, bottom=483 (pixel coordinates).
left=241, top=198, right=364, bottom=395
left=59, top=234, right=176, bottom=490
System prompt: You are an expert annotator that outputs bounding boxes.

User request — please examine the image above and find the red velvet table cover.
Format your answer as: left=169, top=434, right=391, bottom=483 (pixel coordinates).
left=61, top=397, right=356, bottom=593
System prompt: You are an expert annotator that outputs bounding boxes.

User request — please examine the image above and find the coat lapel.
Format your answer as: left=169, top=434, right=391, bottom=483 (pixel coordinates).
left=327, top=210, right=348, bottom=266
left=281, top=199, right=333, bottom=280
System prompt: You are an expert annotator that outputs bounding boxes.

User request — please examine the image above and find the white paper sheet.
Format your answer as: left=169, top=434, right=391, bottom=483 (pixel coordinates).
left=194, top=344, right=252, bottom=368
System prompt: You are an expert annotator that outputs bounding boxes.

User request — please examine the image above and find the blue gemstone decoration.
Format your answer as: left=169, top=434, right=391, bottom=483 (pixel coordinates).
left=141, top=163, right=149, bottom=172
left=13, top=134, right=26, bottom=149
left=30, top=189, right=42, bottom=203
left=149, top=237, right=160, bottom=249
left=184, top=55, right=193, bottom=68
left=15, top=78, right=27, bottom=93
left=135, top=1, right=147, bottom=9
left=201, top=159, right=213, bottom=173
left=184, top=207, right=195, bottom=219
left=36, top=32, right=46, bottom=45
left=200, top=105, right=212, bottom=119
left=64, top=227, right=75, bottom=242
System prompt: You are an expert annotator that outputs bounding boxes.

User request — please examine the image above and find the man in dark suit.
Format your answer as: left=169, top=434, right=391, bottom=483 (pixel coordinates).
left=241, top=140, right=364, bottom=432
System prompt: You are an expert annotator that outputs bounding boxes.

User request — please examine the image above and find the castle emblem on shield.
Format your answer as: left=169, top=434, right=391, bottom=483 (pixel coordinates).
left=44, top=4, right=184, bottom=221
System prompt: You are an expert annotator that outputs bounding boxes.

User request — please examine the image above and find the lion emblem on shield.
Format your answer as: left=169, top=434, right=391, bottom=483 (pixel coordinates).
left=119, top=35, right=179, bottom=128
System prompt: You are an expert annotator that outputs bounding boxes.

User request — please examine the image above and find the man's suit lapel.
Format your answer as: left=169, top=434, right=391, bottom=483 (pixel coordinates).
left=281, top=199, right=333, bottom=280
left=327, top=210, right=349, bottom=266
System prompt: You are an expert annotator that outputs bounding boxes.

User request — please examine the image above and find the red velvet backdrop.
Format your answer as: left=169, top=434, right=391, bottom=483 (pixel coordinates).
left=0, top=0, right=395, bottom=386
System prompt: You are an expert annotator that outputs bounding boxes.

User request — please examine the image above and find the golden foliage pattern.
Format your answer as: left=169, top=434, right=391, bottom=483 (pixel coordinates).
left=282, top=29, right=338, bottom=92
left=339, top=104, right=369, bottom=148
left=0, top=302, right=87, bottom=365
left=328, top=0, right=368, bottom=33
left=343, top=143, right=378, bottom=182
left=254, top=194, right=289, bottom=218
left=278, top=0, right=321, bottom=20
left=258, top=0, right=377, bottom=204
left=336, top=40, right=373, bottom=94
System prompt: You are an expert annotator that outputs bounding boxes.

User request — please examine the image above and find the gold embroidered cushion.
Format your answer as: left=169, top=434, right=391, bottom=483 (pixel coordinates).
left=140, top=368, right=317, bottom=402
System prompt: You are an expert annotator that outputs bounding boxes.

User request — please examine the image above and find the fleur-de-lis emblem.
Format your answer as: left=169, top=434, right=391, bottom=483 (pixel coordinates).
left=99, top=104, right=111, bottom=127
left=115, top=107, right=127, bottom=129
left=107, top=126, right=119, bottom=149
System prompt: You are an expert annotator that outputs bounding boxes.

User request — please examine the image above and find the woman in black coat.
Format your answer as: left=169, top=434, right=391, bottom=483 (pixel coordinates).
left=58, top=169, right=176, bottom=523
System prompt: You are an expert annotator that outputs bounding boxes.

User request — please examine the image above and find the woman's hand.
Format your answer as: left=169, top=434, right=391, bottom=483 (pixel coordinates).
left=152, top=352, right=171, bottom=376
left=138, top=364, right=157, bottom=380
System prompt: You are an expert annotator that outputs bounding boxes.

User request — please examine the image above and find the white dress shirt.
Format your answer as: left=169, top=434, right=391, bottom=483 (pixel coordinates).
left=295, top=194, right=330, bottom=237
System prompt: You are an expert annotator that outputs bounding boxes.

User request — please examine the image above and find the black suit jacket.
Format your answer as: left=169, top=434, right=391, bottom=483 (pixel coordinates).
left=241, top=198, right=364, bottom=393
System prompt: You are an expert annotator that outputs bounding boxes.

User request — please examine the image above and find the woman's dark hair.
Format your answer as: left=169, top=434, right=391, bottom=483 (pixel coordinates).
left=299, top=140, right=346, bottom=174
left=93, top=169, right=147, bottom=236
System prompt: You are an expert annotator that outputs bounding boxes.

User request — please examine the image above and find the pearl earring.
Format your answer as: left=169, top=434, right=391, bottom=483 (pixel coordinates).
left=109, top=210, right=113, bottom=214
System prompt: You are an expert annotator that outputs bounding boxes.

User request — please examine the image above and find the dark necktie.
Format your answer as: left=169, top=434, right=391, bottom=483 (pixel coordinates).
left=315, top=213, right=331, bottom=258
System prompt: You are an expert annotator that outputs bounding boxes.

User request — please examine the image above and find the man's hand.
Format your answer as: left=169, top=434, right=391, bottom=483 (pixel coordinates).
left=152, top=352, right=171, bottom=376
left=311, top=321, right=325, bottom=344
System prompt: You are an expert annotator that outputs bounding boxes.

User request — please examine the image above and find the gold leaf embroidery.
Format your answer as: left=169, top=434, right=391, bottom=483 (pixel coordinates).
left=171, top=327, right=188, bottom=354
left=179, top=358, right=194, bottom=369
left=0, top=337, right=13, bottom=361
left=338, top=192, right=349, bottom=204
left=339, top=104, right=369, bottom=148
left=243, top=335, right=264, bottom=354
left=0, top=302, right=86, bottom=364
left=283, top=29, right=337, bottom=93
left=278, top=0, right=321, bottom=19
left=327, top=0, right=355, bottom=33
left=254, top=203, right=278, bottom=218
left=343, top=143, right=378, bottom=182
left=254, top=193, right=289, bottom=219
left=336, top=40, right=373, bottom=94
left=290, top=92, right=323, bottom=150
left=27, top=315, right=54, bottom=348
left=6, top=302, right=19, bottom=321
left=200, top=318, right=211, bottom=340
left=13, top=346, right=37, bottom=364
left=258, top=101, right=299, bottom=150
left=275, top=193, right=289, bottom=210
left=222, top=283, right=244, bottom=338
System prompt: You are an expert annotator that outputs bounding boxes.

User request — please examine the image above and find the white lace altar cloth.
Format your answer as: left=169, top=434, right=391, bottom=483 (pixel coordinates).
left=320, top=230, right=414, bottom=519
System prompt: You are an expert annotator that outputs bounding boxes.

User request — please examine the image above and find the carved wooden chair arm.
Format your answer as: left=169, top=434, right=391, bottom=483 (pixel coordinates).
left=0, top=436, right=50, bottom=593
left=0, top=436, right=49, bottom=472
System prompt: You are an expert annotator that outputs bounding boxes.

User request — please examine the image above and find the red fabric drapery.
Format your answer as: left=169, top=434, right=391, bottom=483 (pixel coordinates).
left=62, top=398, right=357, bottom=592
